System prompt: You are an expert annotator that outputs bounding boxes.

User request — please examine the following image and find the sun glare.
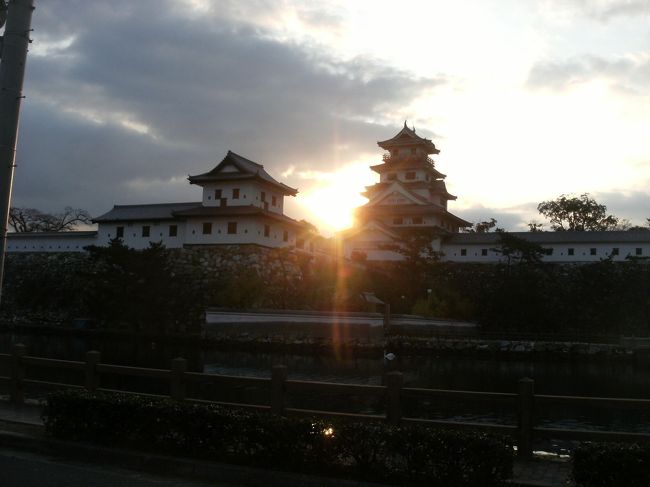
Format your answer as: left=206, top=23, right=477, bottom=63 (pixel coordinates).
left=295, top=162, right=375, bottom=234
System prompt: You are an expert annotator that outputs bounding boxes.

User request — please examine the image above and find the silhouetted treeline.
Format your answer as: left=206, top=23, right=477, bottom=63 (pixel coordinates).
left=2, top=241, right=649, bottom=337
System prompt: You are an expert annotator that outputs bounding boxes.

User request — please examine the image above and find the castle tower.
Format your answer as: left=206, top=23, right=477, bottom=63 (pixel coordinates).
left=342, top=123, right=470, bottom=260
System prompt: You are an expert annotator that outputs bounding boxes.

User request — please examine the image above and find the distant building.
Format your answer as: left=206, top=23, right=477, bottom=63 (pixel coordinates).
left=341, top=123, right=650, bottom=262
left=8, top=130, right=650, bottom=261
left=341, top=122, right=470, bottom=260
left=7, top=151, right=316, bottom=253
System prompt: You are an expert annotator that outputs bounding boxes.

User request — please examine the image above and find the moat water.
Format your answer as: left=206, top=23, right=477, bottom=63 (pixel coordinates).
left=1, top=331, right=649, bottom=452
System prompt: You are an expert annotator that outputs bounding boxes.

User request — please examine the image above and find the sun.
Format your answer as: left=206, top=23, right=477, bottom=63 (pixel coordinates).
left=295, top=161, right=375, bottom=234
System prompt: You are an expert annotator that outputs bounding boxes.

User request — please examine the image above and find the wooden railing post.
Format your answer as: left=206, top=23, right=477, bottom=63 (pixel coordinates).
left=10, top=343, right=26, bottom=405
left=271, top=365, right=287, bottom=415
left=383, top=303, right=391, bottom=337
left=85, top=351, right=101, bottom=392
left=171, top=357, right=187, bottom=401
left=517, top=377, right=534, bottom=457
left=386, top=370, right=403, bottom=425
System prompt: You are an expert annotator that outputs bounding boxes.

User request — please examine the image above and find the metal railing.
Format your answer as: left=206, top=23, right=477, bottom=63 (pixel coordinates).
left=1, top=343, right=650, bottom=456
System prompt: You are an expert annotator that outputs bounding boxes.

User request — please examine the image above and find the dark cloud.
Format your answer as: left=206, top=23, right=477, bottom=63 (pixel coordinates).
left=455, top=204, right=535, bottom=232
left=541, top=0, right=650, bottom=21
left=526, top=54, right=650, bottom=94
left=594, top=188, right=650, bottom=226
left=13, top=0, right=442, bottom=219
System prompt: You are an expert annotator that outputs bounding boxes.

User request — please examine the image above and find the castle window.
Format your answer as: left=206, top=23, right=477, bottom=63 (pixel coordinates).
left=261, top=191, right=266, bottom=202
left=283, top=230, right=288, bottom=242
left=612, top=247, right=619, bottom=256
left=405, top=171, right=415, bottom=180
left=214, top=189, right=222, bottom=199
left=272, top=195, right=277, bottom=206
left=412, top=216, right=423, bottom=224
left=232, top=188, right=240, bottom=199
left=227, top=222, right=237, bottom=234
left=590, top=248, right=597, bottom=255
left=636, top=248, right=643, bottom=256
left=202, top=222, right=212, bottom=235
left=116, top=226, right=124, bottom=238
left=169, top=225, right=178, bottom=237
left=264, top=224, right=270, bottom=237
left=393, top=217, right=403, bottom=225
left=545, top=248, right=553, bottom=256
left=481, top=249, right=488, bottom=256
left=568, top=248, right=574, bottom=256
left=387, top=173, right=396, bottom=181
left=142, top=226, right=150, bottom=237
left=460, top=248, right=467, bottom=256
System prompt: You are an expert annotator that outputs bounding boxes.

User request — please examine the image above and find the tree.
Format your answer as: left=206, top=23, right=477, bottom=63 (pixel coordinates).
left=527, top=221, right=544, bottom=232
left=9, top=206, right=92, bottom=232
left=492, top=231, right=546, bottom=266
left=628, top=218, right=650, bottom=232
left=466, top=218, right=499, bottom=233
left=537, top=193, right=618, bottom=231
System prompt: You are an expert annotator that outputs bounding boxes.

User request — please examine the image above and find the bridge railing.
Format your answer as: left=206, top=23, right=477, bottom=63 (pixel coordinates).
left=2, top=343, right=650, bottom=456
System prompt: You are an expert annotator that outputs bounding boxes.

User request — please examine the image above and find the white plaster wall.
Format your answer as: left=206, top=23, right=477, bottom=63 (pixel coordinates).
left=182, top=217, right=301, bottom=249
left=202, top=182, right=285, bottom=214
left=442, top=242, right=650, bottom=263
left=98, top=221, right=186, bottom=249
left=7, top=234, right=98, bottom=252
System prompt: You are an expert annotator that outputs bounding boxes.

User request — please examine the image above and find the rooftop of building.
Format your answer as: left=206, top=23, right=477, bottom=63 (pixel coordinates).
left=188, top=151, right=298, bottom=196
left=446, top=231, right=650, bottom=244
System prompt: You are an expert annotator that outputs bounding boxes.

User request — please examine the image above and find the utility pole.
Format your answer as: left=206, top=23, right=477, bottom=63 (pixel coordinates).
left=0, top=0, right=35, bottom=306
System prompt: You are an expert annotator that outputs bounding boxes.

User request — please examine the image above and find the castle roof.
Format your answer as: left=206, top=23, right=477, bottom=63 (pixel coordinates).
left=188, top=151, right=298, bottom=196
left=93, top=202, right=200, bottom=223
left=446, top=231, right=650, bottom=245
left=377, top=122, right=439, bottom=154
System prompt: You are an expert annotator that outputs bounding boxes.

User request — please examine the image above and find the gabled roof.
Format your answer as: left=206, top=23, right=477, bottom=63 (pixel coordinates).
left=366, top=181, right=431, bottom=207
left=339, top=219, right=400, bottom=240
left=377, top=122, right=439, bottom=154
left=188, top=151, right=298, bottom=196
left=93, top=202, right=201, bottom=223
left=363, top=180, right=457, bottom=200
left=356, top=204, right=471, bottom=226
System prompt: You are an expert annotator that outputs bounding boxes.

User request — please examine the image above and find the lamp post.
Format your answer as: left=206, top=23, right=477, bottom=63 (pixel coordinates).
left=0, top=0, right=35, bottom=306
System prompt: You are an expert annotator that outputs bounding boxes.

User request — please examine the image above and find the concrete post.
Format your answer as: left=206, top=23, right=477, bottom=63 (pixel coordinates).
left=10, top=342, right=25, bottom=404
left=386, top=370, right=403, bottom=425
left=85, top=351, right=100, bottom=392
left=271, top=364, right=287, bottom=415
left=0, top=0, right=35, bottom=306
left=517, top=377, right=535, bottom=457
left=170, top=357, right=187, bottom=401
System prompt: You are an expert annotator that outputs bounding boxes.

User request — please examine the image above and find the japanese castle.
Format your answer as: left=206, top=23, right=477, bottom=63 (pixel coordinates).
left=7, top=123, right=650, bottom=262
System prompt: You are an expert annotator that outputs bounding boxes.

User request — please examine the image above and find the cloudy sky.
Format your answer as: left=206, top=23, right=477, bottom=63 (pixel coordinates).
left=11, top=0, right=650, bottom=234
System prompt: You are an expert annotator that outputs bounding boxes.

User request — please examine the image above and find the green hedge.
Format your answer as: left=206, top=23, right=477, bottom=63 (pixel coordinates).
left=44, top=390, right=513, bottom=486
left=573, top=442, right=650, bottom=487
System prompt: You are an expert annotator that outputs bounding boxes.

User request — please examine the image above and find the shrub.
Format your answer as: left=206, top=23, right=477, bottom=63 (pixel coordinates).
left=573, top=442, right=650, bottom=487
left=44, top=390, right=513, bottom=486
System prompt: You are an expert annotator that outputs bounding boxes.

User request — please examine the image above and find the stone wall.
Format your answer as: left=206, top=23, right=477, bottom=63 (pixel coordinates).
left=2, top=245, right=306, bottom=323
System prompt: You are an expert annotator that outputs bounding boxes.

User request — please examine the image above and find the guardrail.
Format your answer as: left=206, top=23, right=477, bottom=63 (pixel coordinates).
left=1, top=343, right=649, bottom=456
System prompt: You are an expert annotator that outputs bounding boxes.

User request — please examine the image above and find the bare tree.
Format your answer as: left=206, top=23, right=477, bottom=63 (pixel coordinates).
left=9, top=207, right=92, bottom=232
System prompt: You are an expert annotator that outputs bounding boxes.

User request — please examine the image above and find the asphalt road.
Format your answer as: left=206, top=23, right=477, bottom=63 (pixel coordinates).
left=0, top=447, right=232, bottom=487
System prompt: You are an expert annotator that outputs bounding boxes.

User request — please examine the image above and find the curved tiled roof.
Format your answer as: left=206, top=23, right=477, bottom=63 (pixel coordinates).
left=188, top=151, right=298, bottom=196
left=93, top=202, right=201, bottom=223
left=446, top=231, right=650, bottom=244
